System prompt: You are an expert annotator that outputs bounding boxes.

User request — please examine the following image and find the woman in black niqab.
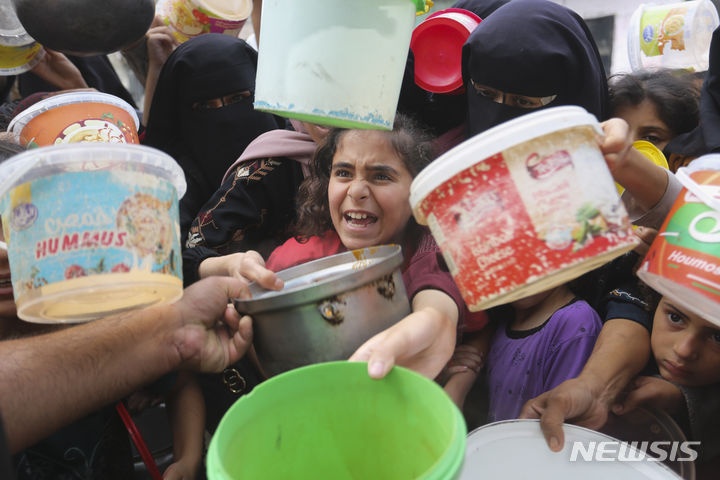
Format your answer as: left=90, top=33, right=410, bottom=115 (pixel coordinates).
left=143, top=33, right=285, bottom=241
left=461, top=0, right=608, bottom=137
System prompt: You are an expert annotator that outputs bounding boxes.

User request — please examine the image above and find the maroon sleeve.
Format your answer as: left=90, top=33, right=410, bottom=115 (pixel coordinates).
left=402, top=232, right=468, bottom=327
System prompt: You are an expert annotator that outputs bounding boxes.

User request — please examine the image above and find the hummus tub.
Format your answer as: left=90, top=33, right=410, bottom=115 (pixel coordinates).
left=638, top=155, right=720, bottom=326
left=459, top=420, right=683, bottom=479
left=157, top=0, right=251, bottom=43
left=8, top=91, right=140, bottom=148
left=0, top=144, right=186, bottom=323
left=233, top=245, right=410, bottom=377
left=628, top=0, right=719, bottom=72
left=207, top=362, right=466, bottom=480
left=410, top=106, right=637, bottom=312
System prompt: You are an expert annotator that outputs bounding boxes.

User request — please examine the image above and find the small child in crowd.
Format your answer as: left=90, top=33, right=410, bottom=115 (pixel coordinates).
left=198, top=113, right=478, bottom=379
left=444, top=283, right=601, bottom=421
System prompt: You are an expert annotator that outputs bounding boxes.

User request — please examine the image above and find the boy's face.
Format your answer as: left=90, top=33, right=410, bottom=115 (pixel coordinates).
left=651, top=297, right=720, bottom=387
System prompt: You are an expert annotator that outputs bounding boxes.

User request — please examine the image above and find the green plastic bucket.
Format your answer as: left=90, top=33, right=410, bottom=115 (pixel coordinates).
left=206, top=361, right=466, bottom=479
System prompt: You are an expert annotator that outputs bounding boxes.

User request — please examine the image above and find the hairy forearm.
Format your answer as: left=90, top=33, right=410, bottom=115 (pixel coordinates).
left=578, top=318, right=650, bottom=403
left=0, top=305, right=180, bottom=453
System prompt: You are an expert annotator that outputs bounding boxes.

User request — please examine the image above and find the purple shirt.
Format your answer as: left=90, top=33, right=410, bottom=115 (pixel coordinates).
left=486, top=299, right=601, bottom=421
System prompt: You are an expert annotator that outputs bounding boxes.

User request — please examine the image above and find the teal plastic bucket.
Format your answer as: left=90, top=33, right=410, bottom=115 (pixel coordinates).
left=254, top=0, right=419, bottom=130
left=207, top=362, right=466, bottom=479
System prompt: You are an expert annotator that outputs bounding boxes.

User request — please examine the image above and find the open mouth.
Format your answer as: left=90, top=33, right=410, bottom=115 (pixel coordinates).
left=344, top=212, right=378, bottom=227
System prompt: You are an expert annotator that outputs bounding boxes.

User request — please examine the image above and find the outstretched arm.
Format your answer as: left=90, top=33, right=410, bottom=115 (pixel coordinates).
left=519, top=318, right=650, bottom=451
left=0, top=276, right=253, bottom=453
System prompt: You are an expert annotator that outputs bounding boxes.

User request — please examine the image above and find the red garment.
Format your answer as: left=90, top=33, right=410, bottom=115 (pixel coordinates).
left=266, top=230, right=488, bottom=330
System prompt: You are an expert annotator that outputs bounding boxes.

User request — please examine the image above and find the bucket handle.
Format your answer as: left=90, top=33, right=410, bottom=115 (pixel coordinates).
left=675, top=168, right=720, bottom=212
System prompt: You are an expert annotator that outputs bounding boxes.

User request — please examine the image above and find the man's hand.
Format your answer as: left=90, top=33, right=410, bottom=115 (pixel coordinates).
left=170, top=276, right=254, bottom=372
left=519, top=375, right=612, bottom=452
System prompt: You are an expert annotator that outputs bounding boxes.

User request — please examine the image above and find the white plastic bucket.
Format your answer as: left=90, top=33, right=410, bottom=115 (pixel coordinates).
left=7, top=91, right=140, bottom=147
left=0, top=144, right=186, bottom=323
left=254, top=0, right=418, bottom=129
left=156, top=0, right=252, bottom=43
left=410, top=106, right=637, bottom=311
left=0, top=0, right=44, bottom=75
left=460, top=420, right=684, bottom=479
left=628, top=0, right=719, bottom=72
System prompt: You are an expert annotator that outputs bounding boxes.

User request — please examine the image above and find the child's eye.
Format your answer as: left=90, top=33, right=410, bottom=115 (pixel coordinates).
left=641, top=135, right=664, bottom=145
left=374, top=173, right=391, bottom=181
left=333, top=169, right=351, bottom=178
left=711, top=332, right=720, bottom=345
left=666, top=311, right=684, bottom=325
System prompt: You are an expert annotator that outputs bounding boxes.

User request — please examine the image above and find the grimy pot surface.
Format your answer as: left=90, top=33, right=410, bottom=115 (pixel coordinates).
left=11, top=0, right=154, bottom=55
left=234, top=245, right=411, bottom=377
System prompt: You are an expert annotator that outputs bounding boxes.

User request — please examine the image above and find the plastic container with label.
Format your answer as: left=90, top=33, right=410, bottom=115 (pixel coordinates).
left=628, top=0, right=719, bottom=72
left=0, top=144, right=186, bottom=323
left=410, top=106, right=637, bottom=311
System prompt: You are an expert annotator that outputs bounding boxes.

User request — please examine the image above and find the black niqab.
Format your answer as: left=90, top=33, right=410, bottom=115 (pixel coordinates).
left=462, top=0, right=608, bottom=136
left=143, top=33, right=285, bottom=239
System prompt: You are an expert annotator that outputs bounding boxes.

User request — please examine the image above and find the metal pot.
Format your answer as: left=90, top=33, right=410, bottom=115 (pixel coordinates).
left=234, top=245, right=411, bottom=377
left=10, top=0, right=155, bottom=55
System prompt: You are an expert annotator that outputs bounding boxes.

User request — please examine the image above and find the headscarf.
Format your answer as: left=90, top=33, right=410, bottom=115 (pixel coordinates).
left=143, top=33, right=285, bottom=236
left=221, top=119, right=317, bottom=183
left=451, top=0, right=511, bottom=19
left=462, top=0, right=608, bottom=136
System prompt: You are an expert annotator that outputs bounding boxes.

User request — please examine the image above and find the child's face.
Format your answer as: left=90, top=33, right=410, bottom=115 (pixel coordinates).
left=328, top=130, right=414, bottom=250
left=613, top=99, right=673, bottom=150
left=651, top=297, right=720, bottom=387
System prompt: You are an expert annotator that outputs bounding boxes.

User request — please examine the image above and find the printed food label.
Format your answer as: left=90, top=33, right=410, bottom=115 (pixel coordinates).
left=418, top=126, right=635, bottom=310
left=0, top=170, right=182, bottom=301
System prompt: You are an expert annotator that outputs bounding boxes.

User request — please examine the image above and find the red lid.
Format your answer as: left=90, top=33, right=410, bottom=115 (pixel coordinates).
left=410, top=8, right=482, bottom=94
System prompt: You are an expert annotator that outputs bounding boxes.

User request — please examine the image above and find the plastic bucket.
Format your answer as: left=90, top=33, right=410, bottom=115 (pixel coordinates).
left=0, top=144, right=186, bottom=323
left=410, top=106, right=637, bottom=312
left=8, top=91, right=139, bottom=148
left=254, top=0, right=419, bottom=129
left=206, top=362, right=467, bottom=480
left=410, top=8, right=481, bottom=94
left=156, top=0, right=251, bottom=43
left=617, top=140, right=669, bottom=195
left=460, top=420, right=684, bottom=479
left=0, top=0, right=44, bottom=75
left=628, top=0, right=719, bottom=72
left=638, top=154, right=720, bottom=326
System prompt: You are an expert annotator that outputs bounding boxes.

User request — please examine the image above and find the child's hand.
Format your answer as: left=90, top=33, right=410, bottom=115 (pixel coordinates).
left=611, top=376, right=684, bottom=415
left=163, top=459, right=197, bottom=480
left=198, top=251, right=283, bottom=293
left=597, top=118, right=633, bottom=176
left=446, top=344, right=484, bottom=376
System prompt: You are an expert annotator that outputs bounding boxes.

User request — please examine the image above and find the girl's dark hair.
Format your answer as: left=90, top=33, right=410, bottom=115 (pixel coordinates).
left=294, top=113, right=434, bottom=239
left=608, top=69, right=700, bottom=137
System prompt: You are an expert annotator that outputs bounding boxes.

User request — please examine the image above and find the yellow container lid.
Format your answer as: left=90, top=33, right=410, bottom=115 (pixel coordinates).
left=616, top=140, right=669, bottom=195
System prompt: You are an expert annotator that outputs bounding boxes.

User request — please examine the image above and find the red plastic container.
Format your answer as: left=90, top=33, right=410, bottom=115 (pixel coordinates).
left=410, top=8, right=481, bottom=94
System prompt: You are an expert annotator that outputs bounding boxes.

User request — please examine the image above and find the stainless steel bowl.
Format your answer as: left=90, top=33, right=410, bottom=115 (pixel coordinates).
left=233, top=245, right=411, bottom=377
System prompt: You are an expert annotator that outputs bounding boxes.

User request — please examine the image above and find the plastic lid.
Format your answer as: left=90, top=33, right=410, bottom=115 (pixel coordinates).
left=461, top=420, right=683, bottom=479
left=8, top=91, right=140, bottom=141
left=196, top=0, right=252, bottom=20
left=410, top=106, right=602, bottom=222
left=0, top=0, right=33, bottom=46
left=411, top=9, right=481, bottom=93
left=0, top=143, right=187, bottom=199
